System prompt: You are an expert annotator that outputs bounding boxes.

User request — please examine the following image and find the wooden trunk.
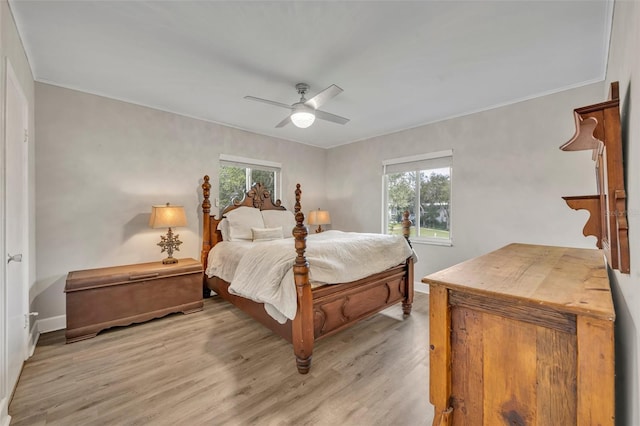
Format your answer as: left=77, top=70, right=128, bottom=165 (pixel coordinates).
left=423, top=243, right=615, bottom=426
left=65, top=258, right=203, bottom=343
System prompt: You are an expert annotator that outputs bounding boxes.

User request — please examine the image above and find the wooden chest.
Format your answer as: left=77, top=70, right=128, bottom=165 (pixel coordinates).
left=65, top=258, right=203, bottom=343
left=423, top=243, right=615, bottom=426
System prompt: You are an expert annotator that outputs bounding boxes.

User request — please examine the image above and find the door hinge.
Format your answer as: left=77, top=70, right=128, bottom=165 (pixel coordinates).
left=24, top=129, right=28, bottom=143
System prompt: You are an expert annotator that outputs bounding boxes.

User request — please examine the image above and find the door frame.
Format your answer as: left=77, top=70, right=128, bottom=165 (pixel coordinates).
left=1, top=57, right=30, bottom=424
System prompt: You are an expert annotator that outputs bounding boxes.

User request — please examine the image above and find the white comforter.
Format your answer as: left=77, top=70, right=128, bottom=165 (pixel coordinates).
left=206, top=230, right=415, bottom=324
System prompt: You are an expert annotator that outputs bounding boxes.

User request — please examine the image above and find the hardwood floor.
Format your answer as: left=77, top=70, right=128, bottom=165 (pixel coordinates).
left=9, top=293, right=433, bottom=426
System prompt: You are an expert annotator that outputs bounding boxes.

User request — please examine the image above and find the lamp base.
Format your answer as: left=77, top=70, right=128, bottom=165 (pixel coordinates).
left=315, top=225, right=323, bottom=233
left=157, top=227, right=182, bottom=265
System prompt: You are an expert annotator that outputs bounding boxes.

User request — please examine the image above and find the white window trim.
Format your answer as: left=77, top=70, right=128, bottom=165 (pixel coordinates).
left=381, top=149, right=453, bottom=246
left=381, top=149, right=453, bottom=168
left=219, top=153, right=282, bottom=170
left=219, top=154, right=282, bottom=204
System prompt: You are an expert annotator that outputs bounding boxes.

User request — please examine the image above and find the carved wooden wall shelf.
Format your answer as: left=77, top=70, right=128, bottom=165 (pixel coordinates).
left=561, top=81, right=630, bottom=273
left=562, top=195, right=602, bottom=248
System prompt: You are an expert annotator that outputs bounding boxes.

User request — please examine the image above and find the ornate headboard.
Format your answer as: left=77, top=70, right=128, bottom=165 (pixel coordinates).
left=200, top=175, right=287, bottom=267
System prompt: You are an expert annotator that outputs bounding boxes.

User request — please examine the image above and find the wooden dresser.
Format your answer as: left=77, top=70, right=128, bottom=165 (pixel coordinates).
left=65, top=258, right=203, bottom=343
left=423, top=243, right=615, bottom=426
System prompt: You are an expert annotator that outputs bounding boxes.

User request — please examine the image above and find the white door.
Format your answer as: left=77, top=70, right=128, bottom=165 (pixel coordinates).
left=5, top=59, right=29, bottom=397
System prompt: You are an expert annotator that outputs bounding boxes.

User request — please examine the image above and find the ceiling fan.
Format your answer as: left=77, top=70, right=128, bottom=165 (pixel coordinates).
left=244, top=83, right=350, bottom=129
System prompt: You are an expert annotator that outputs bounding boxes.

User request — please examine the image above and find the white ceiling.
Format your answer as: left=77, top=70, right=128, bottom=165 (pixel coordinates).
left=9, top=1, right=613, bottom=149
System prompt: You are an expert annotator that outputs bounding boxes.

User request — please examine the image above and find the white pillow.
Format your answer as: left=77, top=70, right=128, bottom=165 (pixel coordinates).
left=216, top=219, right=230, bottom=241
left=225, top=206, right=265, bottom=241
left=252, top=226, right=284, bottom=241
left=261, top=210, right=296, bottom=237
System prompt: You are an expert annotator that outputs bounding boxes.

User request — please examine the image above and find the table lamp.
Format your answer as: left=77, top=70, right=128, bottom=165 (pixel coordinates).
left=149, top=203, right=187, bottom=264
left=308, top=208, right=331, bottom=233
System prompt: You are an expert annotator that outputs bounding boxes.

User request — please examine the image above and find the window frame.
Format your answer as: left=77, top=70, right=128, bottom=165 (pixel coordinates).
left=382, top=149, right=453, bottom=246
left=218, top=154, right=282, bottom=211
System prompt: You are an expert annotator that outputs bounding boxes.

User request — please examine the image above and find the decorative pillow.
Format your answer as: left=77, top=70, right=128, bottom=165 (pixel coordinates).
left=225, top=206, right=265, bottom=241
left=216, top=219, right=230, bottom=241
left=252, top=226, right=284, bottom=241
left=261, top=210, right=296, bottom=237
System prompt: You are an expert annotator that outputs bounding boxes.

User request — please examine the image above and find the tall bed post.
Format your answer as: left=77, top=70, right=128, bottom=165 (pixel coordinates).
left=401, top=210, right=414, bottom=315
left=291, top=183, right=314, bottom=374
left=201, top=175, right=212, bottom=269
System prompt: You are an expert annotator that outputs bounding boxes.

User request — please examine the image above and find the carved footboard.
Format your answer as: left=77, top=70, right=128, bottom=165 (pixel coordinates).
left=311, top=258, right=414, bottom=340
left=290, top=193, right=413, bottom=373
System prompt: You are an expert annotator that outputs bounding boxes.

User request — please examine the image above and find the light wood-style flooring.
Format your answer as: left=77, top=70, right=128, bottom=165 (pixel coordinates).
left=9, top=293, right=433, bottom=426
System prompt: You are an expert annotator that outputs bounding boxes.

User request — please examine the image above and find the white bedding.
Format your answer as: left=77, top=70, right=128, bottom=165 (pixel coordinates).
left=206, top=240, right=255, bottom=283
left=206, top=230, right=415, bottom=324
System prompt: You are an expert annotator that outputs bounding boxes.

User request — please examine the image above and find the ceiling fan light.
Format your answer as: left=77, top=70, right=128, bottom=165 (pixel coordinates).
left=291, top=103, right=316, bottom=128
left=291, top=111, right=316, bottom=128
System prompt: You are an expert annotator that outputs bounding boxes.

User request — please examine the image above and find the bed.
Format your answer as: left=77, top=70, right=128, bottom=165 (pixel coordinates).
left=200, top=175, right=415, bottom=374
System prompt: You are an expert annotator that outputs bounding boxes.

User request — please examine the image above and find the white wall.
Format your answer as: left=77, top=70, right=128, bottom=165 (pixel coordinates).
left=326, top=83, right=604, bottom=283
left=33, top=83, right=327, bottom=323
left=604, top=1, right=640, bottom=424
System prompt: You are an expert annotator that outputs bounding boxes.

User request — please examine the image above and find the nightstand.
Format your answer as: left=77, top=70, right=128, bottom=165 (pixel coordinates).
left=65, top=258, right=203, bottom=343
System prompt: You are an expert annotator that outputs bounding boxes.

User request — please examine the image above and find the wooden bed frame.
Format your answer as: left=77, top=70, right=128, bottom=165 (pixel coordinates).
left=200, top=175, right=414, bottom=374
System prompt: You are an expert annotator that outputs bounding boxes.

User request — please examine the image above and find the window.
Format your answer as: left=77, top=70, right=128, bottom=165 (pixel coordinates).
left=219, top=154, right=281, bottom=211
left=383, top=150, right=452, bottom=245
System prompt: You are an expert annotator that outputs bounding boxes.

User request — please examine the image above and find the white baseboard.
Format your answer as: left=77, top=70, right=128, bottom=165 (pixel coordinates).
left=37, top=315, right=66, bottom=334
left=28, top=322, right=39, bottom=357
left=0, top=396, right=11, bottom=426
left=414, top=281, right=430, bottom=294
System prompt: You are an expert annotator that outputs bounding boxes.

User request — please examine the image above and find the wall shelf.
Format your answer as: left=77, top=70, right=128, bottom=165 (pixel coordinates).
left=561, top=81, right=630, bottom=273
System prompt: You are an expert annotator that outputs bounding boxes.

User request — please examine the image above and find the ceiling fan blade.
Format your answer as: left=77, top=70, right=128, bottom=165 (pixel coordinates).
left=244, top=96, right=293, bottom=110
left=275, top=115, right=291, bottom=128
left=305, top=84, right=343, bottom=109
left=315, top=109, right=350, bottom=125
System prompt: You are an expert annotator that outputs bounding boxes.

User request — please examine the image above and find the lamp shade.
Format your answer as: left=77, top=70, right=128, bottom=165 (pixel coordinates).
left=308, top=209, right=331, bottom=225
left=291, top=104, right=316, bottom=128
left=149, top=203, right=187, bottom=228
